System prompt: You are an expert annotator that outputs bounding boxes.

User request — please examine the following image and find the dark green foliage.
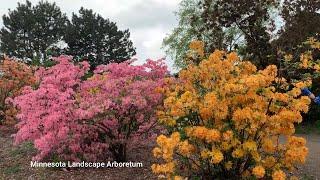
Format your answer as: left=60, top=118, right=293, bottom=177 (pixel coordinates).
left=197, top=0, right=279, bottom=69
left=0, top=1, right=34, bottom=60
left=164, top=0, right=279, bottom=69
left=275, top=0, right=320, bottom=53
left=0, top=0, right=68, bottom=63
left=64, top=7, right=136, bottom=69
left=0, top=2, right=136, bottom=69
left=195, top=0, right=278, bottom=69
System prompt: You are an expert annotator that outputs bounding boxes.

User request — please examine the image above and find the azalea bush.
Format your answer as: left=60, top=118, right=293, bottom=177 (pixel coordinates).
left=13, top=56, right=90, bottom=161
left=280, top=37, right=320, bottom=80
left=0, top=58, right=36, bottom=125
left=76, top=59, right=168, bottom=161
left=280, top=37, right=320, bottom=122
left=152, top=49, right=311, bottom=179
left=13, top=56, right=168, bottom=161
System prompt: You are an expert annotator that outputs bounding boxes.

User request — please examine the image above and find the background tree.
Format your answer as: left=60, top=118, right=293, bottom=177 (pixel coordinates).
left=64, top=8, right=136, bottom=69
left=0, top=0, right=68, bottom=63
left=163, top=0, right=278, bottom=69
left=275, top=0, right=320, bottom=54
left=163, top=0, right=210, bottom=68
left=0, top=1, right=34, bottom=60
left=201, top=0, right=279, bottom=69
left=195, top=0, right=279, bottom=69
left=32, top=1, right=68, bottom=61
left=163, top=0, right=244, bottom=69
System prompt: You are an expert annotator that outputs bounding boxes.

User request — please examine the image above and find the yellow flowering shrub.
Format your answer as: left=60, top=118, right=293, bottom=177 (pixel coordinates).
left=280, top=36, right=320, bottom=125
left=152, top=46, right=311, bottom=179
left=189, top=40, right=204, bottom=58
left=185, top=40, right=205, bottom=65
left=281, top=37, right=320, bottom=81
left=299, top=37, right=320, bottom=73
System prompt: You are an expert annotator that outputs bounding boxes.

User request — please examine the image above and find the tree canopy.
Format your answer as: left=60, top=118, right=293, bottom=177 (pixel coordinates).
left=0, top=1, right=136, bottom=68
left=164, top=0, right=320, bottom=70
left=64, top=7, right=136, bottom=69
left=0, top=0, right=68, bottom=63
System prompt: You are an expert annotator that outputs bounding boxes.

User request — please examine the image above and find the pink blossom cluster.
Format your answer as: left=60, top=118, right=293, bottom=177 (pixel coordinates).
left=13, top=56, right=168, bottom=161
left=78, top=59, right=168, bottom=161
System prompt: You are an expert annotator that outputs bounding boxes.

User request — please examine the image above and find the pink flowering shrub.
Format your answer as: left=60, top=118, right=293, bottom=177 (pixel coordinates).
left=13, top=56, right=90, bottom=161
left=13, top=56, right=168, bottom=162
left=76, top=59, right=168, bottom=161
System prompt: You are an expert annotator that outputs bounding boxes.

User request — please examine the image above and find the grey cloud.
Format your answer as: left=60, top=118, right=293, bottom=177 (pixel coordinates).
left=112, top=1, right=178, bottom=29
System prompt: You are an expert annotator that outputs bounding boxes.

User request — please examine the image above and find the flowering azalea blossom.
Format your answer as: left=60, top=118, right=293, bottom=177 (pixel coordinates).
left=13, top=55, right=168, bottom=161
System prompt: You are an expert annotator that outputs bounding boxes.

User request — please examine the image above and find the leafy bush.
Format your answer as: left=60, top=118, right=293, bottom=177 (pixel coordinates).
left=280, top=37, right=320, bottom=124
left=152, top=50, right=311, bottom=179
left=13, top=56, right=168, bottom=161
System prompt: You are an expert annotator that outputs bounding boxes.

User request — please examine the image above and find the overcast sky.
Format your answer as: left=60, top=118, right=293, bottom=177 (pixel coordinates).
left=0, top=0, right=181, bottom=72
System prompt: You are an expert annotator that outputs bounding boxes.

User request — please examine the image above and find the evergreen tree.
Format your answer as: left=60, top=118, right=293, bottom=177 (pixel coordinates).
left=64, top=7, right=136, bottom=68
left=0, top=1, right=34, bottom=60
left=0, top=0, right=68, bottom=63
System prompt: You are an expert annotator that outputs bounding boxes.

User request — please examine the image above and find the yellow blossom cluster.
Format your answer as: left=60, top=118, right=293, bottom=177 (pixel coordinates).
left=299, top=37, right=320, bottom=72
left=307, top=37, right=320, bottom=50
left=272, top=170, right=286, bottom=180
left=189, top=40, right=205, bottom=58
left=252, top=165, right=265, bottom=178
left=152, top=44, right=311, bottom=179
left=280, top=37, right=320, bottom=87
left=299, top=52, right=312, bottom=69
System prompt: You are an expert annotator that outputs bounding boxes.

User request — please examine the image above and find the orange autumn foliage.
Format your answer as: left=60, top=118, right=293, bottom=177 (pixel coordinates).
left=0, top=57, right=36, bottom=125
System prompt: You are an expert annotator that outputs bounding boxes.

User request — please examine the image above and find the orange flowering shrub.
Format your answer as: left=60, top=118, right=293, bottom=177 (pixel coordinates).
left=0, top=58, right=36, bottom=125
left=152, top=49, right=311, bottom=179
